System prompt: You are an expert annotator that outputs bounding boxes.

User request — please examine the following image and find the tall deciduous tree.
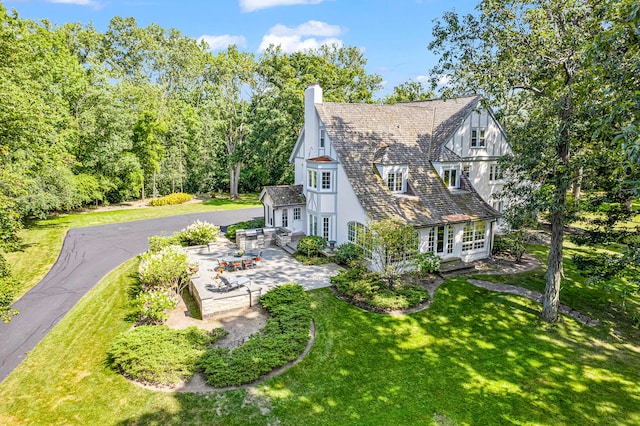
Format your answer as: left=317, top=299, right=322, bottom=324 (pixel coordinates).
left=382, top=80, right=434, bottom=104
left=429, top=0, right=605, bottom=321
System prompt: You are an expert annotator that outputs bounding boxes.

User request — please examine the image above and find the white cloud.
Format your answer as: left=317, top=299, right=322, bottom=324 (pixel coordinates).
left=45, top=0, right=100, bottom=6
left=198, top=34, right=247, bottom=51
left=240, top=0, right=324, bottom=13
left=258, top=20, right=345, bottom=53
left=416, top=75, right=429, bottom=83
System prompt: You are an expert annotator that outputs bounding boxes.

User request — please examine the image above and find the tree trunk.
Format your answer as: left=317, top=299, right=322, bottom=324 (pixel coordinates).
left=229, top=162, right=241, bottom=200
left=572, top=167, right=582, bottom=203
left=141, top=176, right=145, bottom=201
left=541, top=92, right=572, bottom=322
left=542, top=189, right=565, bottom=322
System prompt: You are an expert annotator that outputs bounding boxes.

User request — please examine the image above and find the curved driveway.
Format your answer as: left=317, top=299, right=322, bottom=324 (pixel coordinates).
left=0, top=208, right=262, bottom=383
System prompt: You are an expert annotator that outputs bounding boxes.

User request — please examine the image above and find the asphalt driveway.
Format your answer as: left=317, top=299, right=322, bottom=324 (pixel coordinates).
left=0, top=207, right=262, bottom=383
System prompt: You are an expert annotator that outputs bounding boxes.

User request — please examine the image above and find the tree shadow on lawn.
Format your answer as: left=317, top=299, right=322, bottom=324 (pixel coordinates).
left=116, top=281, right=640, bottom=425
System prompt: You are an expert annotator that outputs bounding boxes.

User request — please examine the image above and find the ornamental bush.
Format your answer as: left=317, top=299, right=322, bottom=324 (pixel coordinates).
left=148, top=192, right=193, bottom=207
left=296, top=236, right=327, bottom=257
left=412, top=252, right=441, bottom=276
left=334, top=242, right=364, bottom=266
left=132, top=290, right=177, bottom=324
left=199, top=283, right=311, bottom=387
left=108, top=325, right=226, bottom=386
left=177, top=220, right=220, bottom=246
left=139, top=245, right=189, bottom=294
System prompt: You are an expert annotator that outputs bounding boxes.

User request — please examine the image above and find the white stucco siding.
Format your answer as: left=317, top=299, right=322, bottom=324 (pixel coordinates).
left=335, top=164, right=368, bottom=245
left=446, top=109, right=510, bottom=159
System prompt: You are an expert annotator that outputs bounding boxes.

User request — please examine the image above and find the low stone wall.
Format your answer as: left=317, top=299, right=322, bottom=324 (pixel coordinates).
left=189, top=280, right=263, bottom=319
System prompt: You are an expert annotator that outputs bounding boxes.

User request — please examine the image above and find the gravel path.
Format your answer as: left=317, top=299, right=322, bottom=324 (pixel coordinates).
left=0, top=207, right=262, bottom=384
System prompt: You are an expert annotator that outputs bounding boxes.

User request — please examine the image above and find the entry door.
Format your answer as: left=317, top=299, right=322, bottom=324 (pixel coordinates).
left=292, top=207, right=303, bottom=233
left=435, top=226, right=453, bottom=255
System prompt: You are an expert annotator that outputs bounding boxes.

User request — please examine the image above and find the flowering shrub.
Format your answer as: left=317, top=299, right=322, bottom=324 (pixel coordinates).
left=132, top=290, right=177, bottom=324
left=148, top=192, right=193, bottom=206
left=411, top=252, right=441, bottom=276
left=177, top=220, right=220, bottom=246
left=139, top=245, right=190, bottom=294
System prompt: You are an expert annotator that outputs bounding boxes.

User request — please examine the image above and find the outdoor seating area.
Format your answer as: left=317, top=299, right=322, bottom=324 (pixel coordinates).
left=186, top=240, right=339, bottom=319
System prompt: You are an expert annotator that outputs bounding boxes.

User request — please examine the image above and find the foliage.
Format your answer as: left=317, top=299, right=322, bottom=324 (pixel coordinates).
left=333, top=242, right=364, bottom=266
left=177, top=220, right=220, bottom=246
left=492, top=231, right=527, bottom=262
left=131, top=289, right=177, bottom=324
left=225, top=218, right=265, bottom=241
left=292, top=253, right=333, bottom=266
left=199, top=283, right=311, bottom=387
left=382, top=79, right=434, bottom=104
left=368, top=219, right=419, bottom=288
left=0, top=256, right=19, bottom=323
left=108, top=325, right=224, bottom=386
left=148, top=192, right=193, bottom=206
left=411, top=251, right=441, bottom=276
left=2, top=257, right=640, bottom=424
left=330, top=266, right=429, bottom=311
left=295, top=236, right=327, bottom=257
left=427, top=0, right=636, bottom=322
left=147, top=234, right=182, bottom=252
left=138, top=245, right=189, bottom=294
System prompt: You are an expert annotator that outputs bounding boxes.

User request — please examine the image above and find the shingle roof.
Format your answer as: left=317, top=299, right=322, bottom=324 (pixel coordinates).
left=261, top=185, right=305, bottom=207
left=315, top=96, right=499, bottom=227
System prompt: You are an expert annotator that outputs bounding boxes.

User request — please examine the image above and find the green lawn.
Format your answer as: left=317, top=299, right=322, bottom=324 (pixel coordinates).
left=1, top=257, right=639, bottom=425
left=4, top=194, right=261, bottom=300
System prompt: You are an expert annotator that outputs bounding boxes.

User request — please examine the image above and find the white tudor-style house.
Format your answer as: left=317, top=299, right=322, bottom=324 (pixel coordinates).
left=260, top=83, right=511, bottom=263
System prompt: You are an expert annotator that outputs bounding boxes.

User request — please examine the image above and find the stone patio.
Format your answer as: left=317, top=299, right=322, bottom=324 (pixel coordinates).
left=187, top=239, right=341, bottom=318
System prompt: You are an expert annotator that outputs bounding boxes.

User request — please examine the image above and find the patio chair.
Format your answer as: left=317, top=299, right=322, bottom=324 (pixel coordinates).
left=253, top=251, right=263, bottom=263
left=230, top=259, right=243, bottom=271
left=217, top=259, right=230, bottom=272
left=243, top=258, right=255, bottom=269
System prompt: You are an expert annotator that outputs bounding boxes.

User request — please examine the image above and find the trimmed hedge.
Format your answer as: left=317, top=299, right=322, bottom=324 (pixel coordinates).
left=199, top=283, right=312, bottom=387
left=107, top=326, right=227, bottom=386
left=148, top=192, right=193, bottom=207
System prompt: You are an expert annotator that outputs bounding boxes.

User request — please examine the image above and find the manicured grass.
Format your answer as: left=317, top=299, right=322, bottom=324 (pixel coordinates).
left=473, top=242, right=640, bottom=338
left=2, top=258, right=639, bottom=424
left=4, top=194, right=261, bottom=300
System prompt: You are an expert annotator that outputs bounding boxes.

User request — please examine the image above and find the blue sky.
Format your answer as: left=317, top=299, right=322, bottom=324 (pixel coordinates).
left=3, top=0, right=478, bottom=97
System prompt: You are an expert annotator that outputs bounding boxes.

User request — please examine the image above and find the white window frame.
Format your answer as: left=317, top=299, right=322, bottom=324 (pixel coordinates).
left=293, top=207, right=301, bottom=221
left=309, top=214, right=318, bottom=236
left=471, top=128, right=486, bottom=148
left=322, top=217, right=330, bottom=240
left=387, top=172, right=404, bottom=193
left=490, top=164, right=503, bottom=182
left=282, top=208, right=288, bottom=228
left=462, top=221, right=486, bottom=252
left=463, top=164, right=471, bottom=178
left=348, top=221, right=372, bottom=259
left=308, top=170, right=317, bottom=189
left=321, top=171, right=332, bottom=190
left=319, top=128, right=326, bottom=148
left=443, top=168, right=459, bottom=189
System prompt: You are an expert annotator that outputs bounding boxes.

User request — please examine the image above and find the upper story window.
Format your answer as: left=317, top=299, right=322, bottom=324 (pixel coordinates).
left=321, top=171, right=332, bottom=190
left=387, top=172, right=403, bottom=193
left=308, top=170, right=317, bottom=189
left=463, top=165, right=471, bottom=178
left=489, top=164, right=503, bottom=181
left=443, top=168, right=458, bottom=189
left=471, top=128, right=486, bottom=148
left=319, top=128, right=326, bottom=148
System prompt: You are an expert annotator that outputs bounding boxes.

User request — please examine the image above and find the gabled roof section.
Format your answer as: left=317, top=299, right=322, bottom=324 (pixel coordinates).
left=401, top=95, right=481, bottom=161
left=288, top=128, right=305, bottom=163
left=315, top=97, right=498, bottom=227
left=259, top=185, right=305, bottom=207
